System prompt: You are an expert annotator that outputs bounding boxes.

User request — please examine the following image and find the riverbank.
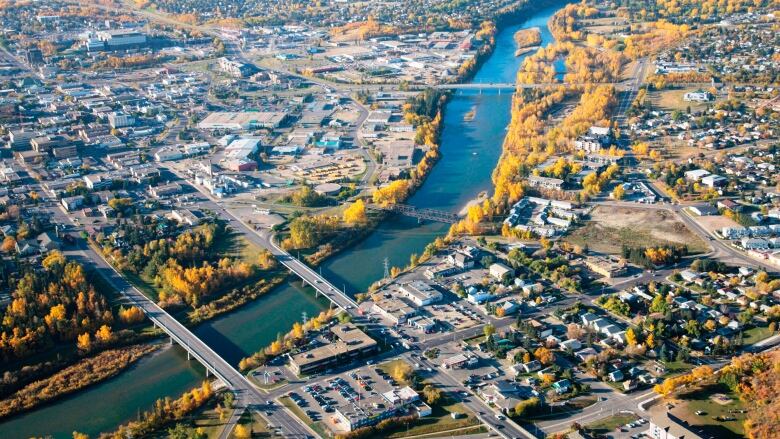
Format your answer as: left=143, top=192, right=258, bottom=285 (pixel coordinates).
left=0, top=344, right=157, bottom=422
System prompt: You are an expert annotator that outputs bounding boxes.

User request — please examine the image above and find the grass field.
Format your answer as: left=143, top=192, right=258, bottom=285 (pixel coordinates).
left=584, top=413, right=639, bottom=435
left=743, top=325, right=775, bottom=345
left=673, top=383, right=746, bottom=438
left=565, top=206, right=708, bottom=254
left=650, top=87, right=713, bottom=112
left=382, top=397, right=481, bottom=438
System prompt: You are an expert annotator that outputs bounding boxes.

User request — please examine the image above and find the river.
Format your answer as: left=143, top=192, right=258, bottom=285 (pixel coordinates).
left=0, top=3, right=563, bottom=437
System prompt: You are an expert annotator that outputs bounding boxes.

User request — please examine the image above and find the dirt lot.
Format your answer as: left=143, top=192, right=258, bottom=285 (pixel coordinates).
left=692, top=214, right=742, bottom=234
left=565, top=206, right=708, bottom=254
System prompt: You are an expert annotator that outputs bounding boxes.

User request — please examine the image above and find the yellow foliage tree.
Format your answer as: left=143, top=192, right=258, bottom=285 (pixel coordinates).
left=343, top=199, right=368, bottom=225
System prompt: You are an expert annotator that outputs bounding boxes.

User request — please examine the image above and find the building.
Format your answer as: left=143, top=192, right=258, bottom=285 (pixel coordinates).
left=647, top=413, right=702, bottom=439
left=26, top=48, right=44, bottom=65
left=198, top=112, right=288, bottom=130
left=61, top=195, right=85, bottom=211
left=96, top=29, right=148, bottom=49
left=333, top=386, right=425, bottom=432
left=289, top=324, right=377, bottom=375
left=371, top=296, right=416, bottom=324
left=683, top=91, right=711, bottom=102
left=584, top=255, right=627, bottom=278
left=399, top=281, right=442, bottom=306
left=108, top=112, right=134, bottom=129
left=689, top=204, right=718, bottom=216
left=527, top=175, right=564, bottom=190
left=701, top=174, right=727, bottom=187
left=489, top=263, right=513, bottom=281
left=8, top=130, right=37, bottom=150
left=684, top=169, right=710, bottom=181
left=218, top=57, right=254, bottom=77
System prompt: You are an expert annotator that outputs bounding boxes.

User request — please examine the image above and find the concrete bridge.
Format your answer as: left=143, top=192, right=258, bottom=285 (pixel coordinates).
left=73, top=233, right=316, bottom=438
left=434, top=82, right=633, bottom=91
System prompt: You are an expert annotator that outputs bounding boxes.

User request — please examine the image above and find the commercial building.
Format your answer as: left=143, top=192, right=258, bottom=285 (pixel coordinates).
left=334, top=386, right=426, bottom=432
left=96, top=29, right=148, bottom=49
left=218, top=57, right=254, bottom=77
left=289, top=324, right=377, bottom=375
left=108, top=112, right=135, bottom=129
left=399, top=281, right=442, bottom=306
left=584, top=255, right=628, bottom=278
left=198, top=112, right=288, bottom=131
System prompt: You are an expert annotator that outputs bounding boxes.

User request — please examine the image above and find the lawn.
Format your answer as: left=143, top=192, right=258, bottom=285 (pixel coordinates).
left=660, top=360, right=695, bottom=378
left=743, top=325, right=774, bottom=345
left=584, top=413, right=639, bottom=435
left=674, top=383, right=746, bottom=438
left=381, top=397, right=481, bottom=439
left=651, top=87, right=713, bottom=112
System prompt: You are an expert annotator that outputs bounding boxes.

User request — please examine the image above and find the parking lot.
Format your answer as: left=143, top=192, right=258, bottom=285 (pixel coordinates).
left=286, top=363, right=406, bottom=433
left=427, top=302, right=483, bottom=331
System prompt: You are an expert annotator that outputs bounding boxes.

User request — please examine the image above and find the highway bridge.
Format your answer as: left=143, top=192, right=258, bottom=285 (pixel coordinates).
left=368, top=203, right=460, bottom=223
left=434, top=82, right=627, bottom=91
left=64, top=233, right=316, bottom=438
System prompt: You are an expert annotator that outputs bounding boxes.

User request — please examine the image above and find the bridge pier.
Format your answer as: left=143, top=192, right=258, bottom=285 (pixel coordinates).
left=187, top=351, right=191, bottom=361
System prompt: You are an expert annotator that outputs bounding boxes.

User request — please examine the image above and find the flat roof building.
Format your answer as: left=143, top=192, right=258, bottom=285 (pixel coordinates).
left=289, top=324, right=377, bottom=375
left=399, top=281, right=442, bottom=306
left=198, top=112, right=288, bottom=131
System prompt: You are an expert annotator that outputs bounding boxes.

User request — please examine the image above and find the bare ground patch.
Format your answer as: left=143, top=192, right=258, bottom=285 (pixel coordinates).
left=692, top=215, right=741, bottom=234
left=565, top=206, right=708, bottom=254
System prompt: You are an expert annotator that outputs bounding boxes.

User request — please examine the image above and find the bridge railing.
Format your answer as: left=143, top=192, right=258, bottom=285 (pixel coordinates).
left=267, top=236, right=359, bottom=309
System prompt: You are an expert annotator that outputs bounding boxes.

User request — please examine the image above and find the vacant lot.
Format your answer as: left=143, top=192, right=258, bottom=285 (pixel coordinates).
left=650, top=87, right=713, bottom=112
left=693, top=214, right=742, bottom=234
left=566, top=206, right=708, bottom=254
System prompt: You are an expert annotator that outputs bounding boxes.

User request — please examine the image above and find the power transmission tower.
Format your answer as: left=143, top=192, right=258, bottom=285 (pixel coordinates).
left=383, top=257, right=390, bottom=279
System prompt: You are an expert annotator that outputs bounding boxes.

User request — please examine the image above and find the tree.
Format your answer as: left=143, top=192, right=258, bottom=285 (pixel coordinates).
left=77, top=332, right=92, bottom=351
left=256, top=249, right=277, bottom=269
left=73, top=433, right=89, bottom=439
left=118, top=306, right=145, bottom=324
left=612, top=184, right=625, bottom=200
left=566, top=323, right=584, bottom=340
left=233, top=424, right=251, bottom=439
left=292, top=322, right=305, bottom=340
left=422, top=385, right=442, bottom=405
left=95, top=325, right=113, bottom=343
left=534, top=347, right=555, bottom=365
left=391, top=361, right=414, bottom=383
left=0, top=236, right=15, bottom=253
left=626, top=327, right=638, bottom=346
left=514, top=397, right=539, bottom=418
left=483, top=324, right=496, bottom=340
left=343, top=199, right=368, bottom=225
left=372, top=180, right=411, bottom=206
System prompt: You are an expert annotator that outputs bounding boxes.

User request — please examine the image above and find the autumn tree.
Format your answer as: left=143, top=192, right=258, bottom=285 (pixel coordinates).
left=343, top=199, right=368, bottom=225
left=534, top=347, right=555, bottom=365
